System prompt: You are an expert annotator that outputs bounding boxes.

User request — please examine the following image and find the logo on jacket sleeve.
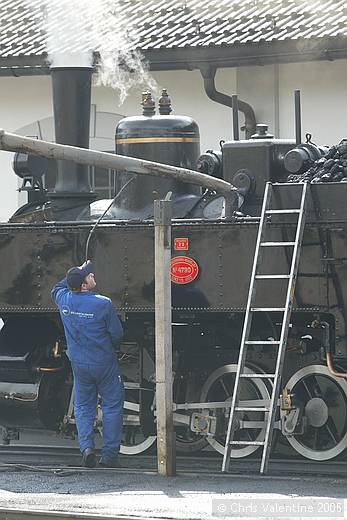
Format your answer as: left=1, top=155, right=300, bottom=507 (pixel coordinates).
left=61, top=305, right=70, bottom=316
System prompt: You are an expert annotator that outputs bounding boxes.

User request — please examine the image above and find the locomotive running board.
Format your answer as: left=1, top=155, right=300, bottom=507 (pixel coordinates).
left=222, top=181, right=309, bottom=475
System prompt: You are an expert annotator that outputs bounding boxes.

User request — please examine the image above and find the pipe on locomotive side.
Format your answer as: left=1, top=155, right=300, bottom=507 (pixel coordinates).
left=232, top=95, right=240, bottom=141
left=0, top=130, right=237, bottom=217
left=294, top=90, right=302, bottom=145
left=326, top=353, right=347, bottom=378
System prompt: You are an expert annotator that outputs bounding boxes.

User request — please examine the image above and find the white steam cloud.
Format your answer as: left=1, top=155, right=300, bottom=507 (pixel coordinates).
left=43, top=0, right=158, bottom=103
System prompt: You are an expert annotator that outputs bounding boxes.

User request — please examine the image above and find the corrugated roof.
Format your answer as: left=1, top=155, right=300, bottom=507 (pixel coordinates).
left=0, top=0, right=346, bottom=59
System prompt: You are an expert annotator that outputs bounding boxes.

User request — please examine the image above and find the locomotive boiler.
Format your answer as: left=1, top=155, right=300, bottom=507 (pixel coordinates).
left=0, top=65, right=347, bottom=466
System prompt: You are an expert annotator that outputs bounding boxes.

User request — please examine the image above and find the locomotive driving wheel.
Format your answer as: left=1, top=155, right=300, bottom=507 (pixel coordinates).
left=200, top=363, right=270, bottom=458
left=284, top=365, right=347, bottom=461
left=119, top=380, right=156, bottom=455
left=173, top=370, right=209, bottom=454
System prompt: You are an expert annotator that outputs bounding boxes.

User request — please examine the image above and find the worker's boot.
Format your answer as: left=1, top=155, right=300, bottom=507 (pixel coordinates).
left=99, top=455, right=122, bottom=468
left=82, top=448, right=97, bottom=468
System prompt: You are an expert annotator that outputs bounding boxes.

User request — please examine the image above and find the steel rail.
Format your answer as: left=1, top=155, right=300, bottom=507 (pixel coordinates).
left=0, top=508, right=151, bottom=520
left=0, top=445, right=347, bottom=477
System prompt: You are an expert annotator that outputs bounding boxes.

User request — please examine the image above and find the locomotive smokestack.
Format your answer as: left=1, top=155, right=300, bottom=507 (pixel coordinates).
left=49, top=67, right=96, bottom=217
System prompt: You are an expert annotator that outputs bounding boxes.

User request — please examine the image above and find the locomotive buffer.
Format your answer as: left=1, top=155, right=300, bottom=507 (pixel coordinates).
left=222, top=181, right=309, bottom=474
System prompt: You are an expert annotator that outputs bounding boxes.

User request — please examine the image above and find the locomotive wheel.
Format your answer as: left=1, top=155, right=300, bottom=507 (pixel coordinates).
left=119, top=382, right=156, bottom=456
left=173, top=372, right=209, bottom=454
left=200, top=364, right=270, bottom=458
left=284, top=365, right=347, bottom=461
left=175, top=423, right=209, bottom=454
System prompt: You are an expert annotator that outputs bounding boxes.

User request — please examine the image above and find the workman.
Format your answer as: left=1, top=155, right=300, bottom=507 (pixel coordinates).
left=51, top=260, right=124, bottom=468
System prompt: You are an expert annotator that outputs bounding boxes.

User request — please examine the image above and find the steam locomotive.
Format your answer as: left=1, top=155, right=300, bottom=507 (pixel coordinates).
left=0, top=65, right=347, bottom=465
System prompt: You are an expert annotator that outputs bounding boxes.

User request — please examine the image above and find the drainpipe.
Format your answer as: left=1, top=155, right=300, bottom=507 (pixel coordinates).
left=200, top=66, right=256, bottom=139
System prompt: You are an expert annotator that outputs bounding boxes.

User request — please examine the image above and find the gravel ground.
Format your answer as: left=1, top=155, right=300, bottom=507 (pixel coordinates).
left=0, top=431, right=345, bottom=519
left=0, top=467, right=346, bottom=519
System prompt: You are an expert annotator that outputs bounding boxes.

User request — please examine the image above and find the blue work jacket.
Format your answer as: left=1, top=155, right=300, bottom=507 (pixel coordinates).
left=51, top=278, right=123, bottom=365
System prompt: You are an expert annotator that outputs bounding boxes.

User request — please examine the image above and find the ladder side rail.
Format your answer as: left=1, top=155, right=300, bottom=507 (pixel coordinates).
left=222, top=182, right=273, bottom=472
left=260, top=181, right=309, bottom=474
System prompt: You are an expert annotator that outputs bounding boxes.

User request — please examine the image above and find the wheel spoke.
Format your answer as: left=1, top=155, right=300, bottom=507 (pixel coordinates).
left=313, top=428, right=319, bottom=451
left=302, top=377, right=322, bottom=400
left=302, top=380, right=312, bottom=398
left=219, top=376, right=233, bottom=398
left=310, top=375, right=325, bottom=399
left=324, top=416, right=339, bottom=445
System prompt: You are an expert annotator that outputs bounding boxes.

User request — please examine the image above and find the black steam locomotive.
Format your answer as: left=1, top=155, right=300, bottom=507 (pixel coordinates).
left=0, top=66, right=347, bottom=464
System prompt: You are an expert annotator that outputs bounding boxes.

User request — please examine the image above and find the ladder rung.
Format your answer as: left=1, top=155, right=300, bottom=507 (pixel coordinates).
left=229, top=440, right=265, bottom=446
left=274, top=182, right=307, bottom=186
left=251, top=307, right=285, bottom=312
left=240, top=373, right=275, bottom=379
left=260, top=242, right=295, bottom=247
left=266, top=209, right=300, bottom=214
left=235, top=407, right=269, bottom=412
left=255, top=275, right=290, bottom=279
left=245, top=341, right=280, bottom=345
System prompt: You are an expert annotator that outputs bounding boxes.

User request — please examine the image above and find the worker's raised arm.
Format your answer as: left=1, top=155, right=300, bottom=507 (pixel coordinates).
left=51, top=277, right=69, bottom=306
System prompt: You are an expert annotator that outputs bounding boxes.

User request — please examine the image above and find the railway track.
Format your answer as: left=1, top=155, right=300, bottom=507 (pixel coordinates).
left=0, top=444, right=347, bottom=478
left=0, top=508, right=148, bottom=519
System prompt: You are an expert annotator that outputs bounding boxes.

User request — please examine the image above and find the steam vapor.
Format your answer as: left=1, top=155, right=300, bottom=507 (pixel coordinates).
left=42, top=0, right=157, bottom=103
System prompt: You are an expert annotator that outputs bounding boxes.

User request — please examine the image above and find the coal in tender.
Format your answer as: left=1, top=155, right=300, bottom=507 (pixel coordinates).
left=288, top=140, right=347, bottom=183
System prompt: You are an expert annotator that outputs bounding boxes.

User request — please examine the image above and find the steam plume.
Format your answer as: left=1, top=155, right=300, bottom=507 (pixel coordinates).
left=43, top=0, right=157, bottom=102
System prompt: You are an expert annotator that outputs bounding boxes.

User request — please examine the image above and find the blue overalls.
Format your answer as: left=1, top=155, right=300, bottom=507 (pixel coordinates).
left=52, top=278, right=124, bottom=459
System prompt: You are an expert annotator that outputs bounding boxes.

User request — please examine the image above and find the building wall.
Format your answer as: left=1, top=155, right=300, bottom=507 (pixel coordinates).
left=0, top=76, right=52, bottom=220
left=236, top=60, right=347, bottom=143
left=0, top=59, right=346, bottom=220
left=278, top=60, right=347, bottom=144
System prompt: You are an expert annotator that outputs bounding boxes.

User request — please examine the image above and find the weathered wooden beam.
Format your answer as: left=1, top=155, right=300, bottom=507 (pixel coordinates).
left=154, top=199, right=175, bottom=477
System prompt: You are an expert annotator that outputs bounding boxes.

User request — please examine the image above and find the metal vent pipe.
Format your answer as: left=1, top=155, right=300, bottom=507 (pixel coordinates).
left=200, top=66, right=256, bottom=139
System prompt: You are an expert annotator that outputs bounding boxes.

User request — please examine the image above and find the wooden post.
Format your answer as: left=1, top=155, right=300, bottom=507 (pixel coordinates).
left=154, top=199, right=176, bottom=476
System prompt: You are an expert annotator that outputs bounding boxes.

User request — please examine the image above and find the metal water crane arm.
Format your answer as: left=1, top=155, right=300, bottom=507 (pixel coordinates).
left=0, top=129, right=237, bottom=218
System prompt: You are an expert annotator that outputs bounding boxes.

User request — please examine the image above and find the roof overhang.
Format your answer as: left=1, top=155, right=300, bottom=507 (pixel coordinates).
left=1, top=36, right=347, bottom=77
